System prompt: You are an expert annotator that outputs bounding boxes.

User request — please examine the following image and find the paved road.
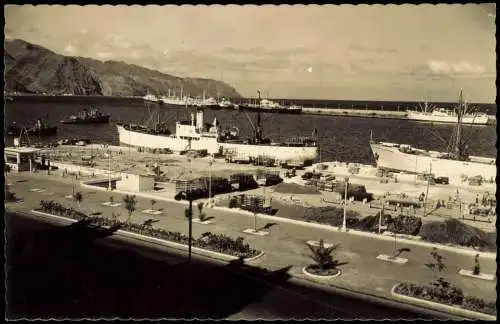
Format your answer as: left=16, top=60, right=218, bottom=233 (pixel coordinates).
left=6, top=172, right=497, bottom=309
left=7, top=210, right=454, bottom=320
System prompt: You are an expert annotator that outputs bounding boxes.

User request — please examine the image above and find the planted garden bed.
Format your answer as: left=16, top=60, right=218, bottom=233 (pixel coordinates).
left=418, top=219, right=497, bottom=252
left=394, top=282, right=496, bottom=316
left=36, top=200, right=261, bottom=259
left=303, top=264, right=340, bottom=277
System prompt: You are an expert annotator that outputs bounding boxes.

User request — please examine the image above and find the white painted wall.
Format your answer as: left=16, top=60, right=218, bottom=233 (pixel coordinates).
left=116, top=173, right=155, bottom=192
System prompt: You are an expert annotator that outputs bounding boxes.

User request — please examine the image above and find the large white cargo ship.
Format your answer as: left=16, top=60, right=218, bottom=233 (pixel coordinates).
left=406, top=100, right=489, bottom=125
left=117, top=108, right=318, bottom=166
left=371, top=90, right=496, bottom=180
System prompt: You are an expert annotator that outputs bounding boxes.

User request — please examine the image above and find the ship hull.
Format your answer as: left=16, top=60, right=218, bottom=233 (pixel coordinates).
left=117, top=125, right=317, bottom=164
left=117, top=125, right=220, bottom=154
left=370, top=143, right=496, bottom=180
left=407, top=111, right=489, bottom=125
left=60, top=116, right=110, bottom=124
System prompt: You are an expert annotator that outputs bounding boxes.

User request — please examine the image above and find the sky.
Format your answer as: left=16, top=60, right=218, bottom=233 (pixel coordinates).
left=4, top=4, right=497, bottom=102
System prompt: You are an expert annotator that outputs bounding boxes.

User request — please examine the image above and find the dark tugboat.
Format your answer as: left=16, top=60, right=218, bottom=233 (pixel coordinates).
left=60, top=106, right=111, bottom=124
left=7, top=118, right=58, bottom=137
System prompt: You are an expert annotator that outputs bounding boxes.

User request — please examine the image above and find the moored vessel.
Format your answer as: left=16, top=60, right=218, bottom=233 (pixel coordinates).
left=406, top=100, right=489, bottom=125
left=238, top=91, right=302, bottom=114
left=7, top=118, right=58, bottom=137
left=371, top=90, right=496, bottom=181
left=117, top=104, right=317, bottom=166
left=60, top=106, right=110, bottom=124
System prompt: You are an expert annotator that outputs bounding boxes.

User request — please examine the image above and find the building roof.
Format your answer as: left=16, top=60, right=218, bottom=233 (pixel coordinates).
left=5, top=146, right=41, bottom=154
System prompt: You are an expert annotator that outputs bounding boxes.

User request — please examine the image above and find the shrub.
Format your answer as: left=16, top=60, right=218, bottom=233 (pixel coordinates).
left=387, top=214, right=422, bottom=236
left=419, top=219, right=495, bottom=251
left=472, top=254, right=481, bottom=275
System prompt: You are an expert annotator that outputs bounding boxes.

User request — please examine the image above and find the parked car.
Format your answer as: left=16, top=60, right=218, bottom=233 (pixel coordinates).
left=434, top=176, right=449, bottom=185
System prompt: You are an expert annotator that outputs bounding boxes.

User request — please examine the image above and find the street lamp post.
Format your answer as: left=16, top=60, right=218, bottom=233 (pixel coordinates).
left=423, top=161, right=432, bottom=217
left=342, top=176, right=349, bottom=231
left=175, top=190, right=193, bottom=265
left=208, top=159, right=213, bottom=204
left=378, top=196, right=385, bottom=235
left=108, top=150, right=112, bottom=191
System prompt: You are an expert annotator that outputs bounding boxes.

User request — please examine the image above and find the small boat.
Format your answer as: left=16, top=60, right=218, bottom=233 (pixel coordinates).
left=60, top=106, right=111, bottom=124
left=6, top=119, right=58, bottom=137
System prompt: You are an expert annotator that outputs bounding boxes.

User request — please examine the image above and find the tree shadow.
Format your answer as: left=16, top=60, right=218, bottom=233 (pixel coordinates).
left=203, top=216, right=215, bottom=221
left=257, top=222, right=278, bottom=232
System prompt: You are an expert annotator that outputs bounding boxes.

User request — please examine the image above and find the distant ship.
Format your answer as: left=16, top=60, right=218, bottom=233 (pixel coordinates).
left=238, top=91, right=302, bottom=114
left=406, top=100, right=489, bottom=125
left=158, top=88, right=197, bottom=108
left=195, top=91, right=220, bottom=109
left=116, top=102, right=318, bottom=166
left=143, top=93, right=161, bottom=103
left=7, top=118, right=58, bottom=137
left=60, top=107, right=110, bottom=124
left=218, top=97, right=236, bottom=109
left=371, top=89, right=496, bottom=181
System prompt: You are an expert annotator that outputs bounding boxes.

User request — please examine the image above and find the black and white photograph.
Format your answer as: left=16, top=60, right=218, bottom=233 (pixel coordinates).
left=4, top=4, right=497, bottom=320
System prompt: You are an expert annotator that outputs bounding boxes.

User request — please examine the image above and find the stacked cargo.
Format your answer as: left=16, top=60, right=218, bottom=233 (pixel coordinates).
left=230, top=173, right=258, bottom=191
left=241, top=194, right=272, bottom=214
left=196, top=176, right=232, bottom=195
left=175, top=179, right=198, bottom=193
left=468, top=175, right=483, bottom=186
left=255, top=169, right=282, bottom=186
left=348, top=164, right=360, bottom=175
left=229, top=194, right=246, bottom=208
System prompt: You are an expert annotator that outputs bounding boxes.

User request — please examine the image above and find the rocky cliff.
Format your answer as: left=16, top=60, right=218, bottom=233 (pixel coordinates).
left=4, top=39, right=242, bottom=98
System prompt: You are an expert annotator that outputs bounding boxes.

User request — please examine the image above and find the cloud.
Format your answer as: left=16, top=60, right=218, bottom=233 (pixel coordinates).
left=427, top=60, right=486, bottom=75
left=350, top=44, right=398, bottom=54
left=64, top=44, right=75, bottom=53
left=80, top=29, right=88, bottom=34
left=97, top=52, right=113, bottom=60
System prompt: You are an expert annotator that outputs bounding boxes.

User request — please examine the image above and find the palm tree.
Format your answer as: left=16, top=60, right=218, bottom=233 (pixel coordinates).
left=123, top=194, right=137, bottom=223
left=197, top=201, right=206, bottom=221
left=73, top=191, right=83, bottom=210
left=307, top=239, right=340, bottom=270
left=472, top=253, right=481, bottom=276
left=150, top=199, right=156, bottom=211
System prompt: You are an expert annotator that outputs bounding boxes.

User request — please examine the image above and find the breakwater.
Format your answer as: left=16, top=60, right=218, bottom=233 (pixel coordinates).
left=302, top=108, right=408, bottom=120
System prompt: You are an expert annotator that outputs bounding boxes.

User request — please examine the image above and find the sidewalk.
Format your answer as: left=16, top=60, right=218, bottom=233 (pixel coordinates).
left=7, top=172, right=497, bottom=305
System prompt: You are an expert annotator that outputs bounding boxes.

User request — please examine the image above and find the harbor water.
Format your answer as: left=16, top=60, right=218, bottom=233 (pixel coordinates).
left=4, top=96, right=497, bottom=165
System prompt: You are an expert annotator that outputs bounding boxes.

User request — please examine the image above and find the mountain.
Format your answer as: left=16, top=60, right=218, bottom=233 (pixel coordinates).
left=4, top=39, right=242, bottom=98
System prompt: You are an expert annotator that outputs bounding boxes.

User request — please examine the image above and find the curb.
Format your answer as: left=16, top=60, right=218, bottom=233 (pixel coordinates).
left=211, top=206, right=497, bottom=260
left=80, top=181, right=496, bottom=259
left=390, top=283, right=497, bottom=321
left=29, top=210, right=264, bottom=263
left=302, top=266, right=342, bottom=279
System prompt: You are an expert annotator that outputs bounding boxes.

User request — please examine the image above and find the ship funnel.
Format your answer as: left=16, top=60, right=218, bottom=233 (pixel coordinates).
left=196, top=109, right=204, bottom=130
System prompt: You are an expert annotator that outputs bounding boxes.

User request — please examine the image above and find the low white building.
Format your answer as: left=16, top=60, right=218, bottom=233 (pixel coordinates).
left=4, top=147, right=40, bottom=172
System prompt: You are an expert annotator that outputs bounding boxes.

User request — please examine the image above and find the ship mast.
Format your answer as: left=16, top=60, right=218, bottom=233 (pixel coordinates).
left=256, top=90, right=262, bottom=143
left=452, top=89, right=466, bottom=160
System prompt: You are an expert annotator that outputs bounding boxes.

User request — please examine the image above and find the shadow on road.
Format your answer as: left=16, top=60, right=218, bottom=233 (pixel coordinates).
left=5, top=213, right=293, bottom=319
left=6, top=212, right=439, bottom=320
